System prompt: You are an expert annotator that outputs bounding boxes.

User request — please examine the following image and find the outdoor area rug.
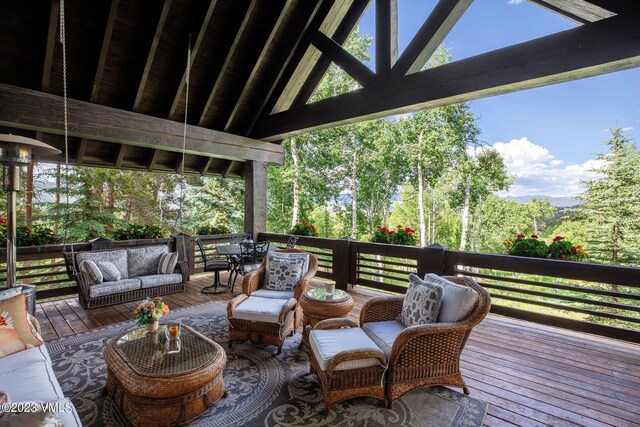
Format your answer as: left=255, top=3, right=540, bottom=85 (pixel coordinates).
left=47, top=300, right=488, bottom=427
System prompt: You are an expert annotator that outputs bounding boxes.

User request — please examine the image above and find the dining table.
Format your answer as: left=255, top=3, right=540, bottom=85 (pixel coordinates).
left=216, top=243, right=279, bottom=288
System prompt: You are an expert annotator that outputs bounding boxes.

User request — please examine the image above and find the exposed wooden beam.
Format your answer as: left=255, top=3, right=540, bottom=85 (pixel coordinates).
left=133, top=0, right=172, bottom=111
left=311, top=32, right=375, bottom=86
left=0, top=83, right=284, bottom=165
left=199, top=157, right=214, bottom=176
left=252, top=15, right=640, bottom=141
left=174, top=156, right=185, bottom=173
left=223, top=1, right=292, bottom=133
left=167, top=1, right=218, bottom=121
left=245, top=0, right=335, bottom=134
left=392, top=0, right=473, bottom=77
left=529, top=0, right=634, bottom=22
left=114, top=144, right=127, bottom=168
left=528, top=0, right=591, bottom=24
left=90, top=0, right=120, bottom=101
left=148, top=149, right=161, bottom=171
left=221, top=160, right=236, bottom=178
left=198, top=0, right=259, bottom=127
left=582, top=0, right=640, bottom=15
left=76, top=140, right=87, bottom=165
left=375, top=0, right=398, bottom=78
left=41, top=0, right=60, bottom=91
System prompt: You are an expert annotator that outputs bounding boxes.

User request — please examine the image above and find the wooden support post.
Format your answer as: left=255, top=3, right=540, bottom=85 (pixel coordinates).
left=375, top=0, right=398, bottom=78
left=244, top=161, right=267, bottom=239
left=419, top=244, right=447, bottom=277
left=89, top=237, right=114, bottom=251
left=332, top=238, right=351, bottom=290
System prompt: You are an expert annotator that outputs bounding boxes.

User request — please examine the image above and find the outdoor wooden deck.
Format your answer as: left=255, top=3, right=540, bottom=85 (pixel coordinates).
left=35, top=273, right=640, bottom=427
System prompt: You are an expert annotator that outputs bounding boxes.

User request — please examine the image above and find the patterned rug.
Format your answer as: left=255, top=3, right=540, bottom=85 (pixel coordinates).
left=47, top=301, right=488, bottom=426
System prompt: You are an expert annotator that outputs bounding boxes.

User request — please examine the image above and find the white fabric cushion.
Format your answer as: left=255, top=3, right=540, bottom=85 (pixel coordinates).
left=157, top=252, right=178, bottom=274
left=0, top=360, right=64, bottom=402
left=0, top=287, right=22, bottom=301
left=251, top=289, right=295, bottom=300
left=426, top=274, right=479, bottom=323
left=97, top=261, right=121, bottom=282
left=138, top=274, right=183, bottom=289
left=309, top=328, right=383, bottom=371
left=265, top=252, right=309, bottom=287
left=78, top=260, right=102, bottom=284
left=362, top=320, right=406, bottom=357
left=0, top=342, right=51, bottom=373
left=233, top=296, right=290, bottom=323
left=88, top=279, right=141, bottom=298
left=398, top=273, right=443, bottom=327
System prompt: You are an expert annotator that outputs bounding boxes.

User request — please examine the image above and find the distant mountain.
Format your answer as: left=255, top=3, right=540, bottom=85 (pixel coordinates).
left=502, top=195, right=582, bottom=207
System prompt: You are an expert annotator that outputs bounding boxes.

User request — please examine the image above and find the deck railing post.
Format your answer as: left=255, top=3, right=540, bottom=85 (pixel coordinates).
left=333, top=237, right=352, bottom=290
left=419, top=244, right=447, bottom=276
left=89, top=237, right=113, bottom=251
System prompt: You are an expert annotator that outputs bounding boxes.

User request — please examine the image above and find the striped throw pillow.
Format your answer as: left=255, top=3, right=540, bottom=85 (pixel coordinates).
left=158, top=252, right=178, bottom=274
left=79, top=260, right=103, bottom=284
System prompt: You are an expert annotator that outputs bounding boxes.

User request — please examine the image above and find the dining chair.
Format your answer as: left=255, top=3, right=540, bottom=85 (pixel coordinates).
left=196, top=237, right=231, bottom=294
left=229, top=241, right=270, bottom=292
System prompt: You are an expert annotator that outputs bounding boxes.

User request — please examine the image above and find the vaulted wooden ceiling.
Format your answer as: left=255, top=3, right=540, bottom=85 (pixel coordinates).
left=0, top=0, right=638, bottom=177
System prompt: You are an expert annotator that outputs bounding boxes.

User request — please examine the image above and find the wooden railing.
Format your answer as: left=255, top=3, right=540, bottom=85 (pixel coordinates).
left=2, top=232, right=638, bottom=342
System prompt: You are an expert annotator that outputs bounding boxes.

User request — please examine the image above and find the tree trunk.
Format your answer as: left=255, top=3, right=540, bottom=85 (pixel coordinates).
left=475, top=194, right=484, bottom=250
left=25, top=162, right=35, bottom=231
left=290, top=137, right=301, bottom=227
left=417, top=134, right=427, bottom=247
left=125, top=197, right=133, bottom=221
left=532, top=216, right=538, bottom=234
left=470, top=210, right=476, bottom=252
left=351, top=144, right=358, bottom=238
left=459, top=174, right=472, bottom=251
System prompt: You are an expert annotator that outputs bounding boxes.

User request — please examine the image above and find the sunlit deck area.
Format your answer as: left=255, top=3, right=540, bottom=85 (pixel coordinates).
left=34, top=272, right=640, bottom=427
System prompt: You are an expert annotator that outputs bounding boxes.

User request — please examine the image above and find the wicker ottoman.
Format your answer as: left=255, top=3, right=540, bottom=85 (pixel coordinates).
left=308, top=319, right=387, bottom=413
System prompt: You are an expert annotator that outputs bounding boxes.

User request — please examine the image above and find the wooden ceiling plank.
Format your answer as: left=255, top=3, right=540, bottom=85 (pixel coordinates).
left=200, top=157, right=214, bottom=176
left=392, top=0, right=473, bottom=77
left=252, top=15, right=640, bottom=141
left=41, top=0, right=60, bottom=91
left=76, top=139, right=87, bottom=165
left=90, top=0, right=120, bottom=102
left=221, top=160, right=236, bottom=178
left=0, top=83, right=284, bottom=165
left=133, top=0, right=172, bottom=111
left=375, top=0, right=398, bottom=78
left=148, top=149, right=161, bottom=171
left=114, top=144, right=127, bottom=167
left=198, top=0, right=259, bottom=127
left=245, top=0, right=333, bottom=135
left=167, top=1, right=218, bottom=121
left=528, top=0, right=591, bottom=24
left=582, top=0, right=640, bottom=15
left=311, top=31, right=375, bottom=86
left=223, top=0, right=293, bottom=133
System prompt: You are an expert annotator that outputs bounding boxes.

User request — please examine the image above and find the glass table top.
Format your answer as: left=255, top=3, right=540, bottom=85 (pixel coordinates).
left=115, top=324, right=218, bottom=376
left=306, top=288, right=350, bottom=302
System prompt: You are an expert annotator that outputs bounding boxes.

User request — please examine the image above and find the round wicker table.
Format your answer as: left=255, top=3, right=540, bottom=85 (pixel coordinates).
left=104, top=324, right=227, bottom=427
left=299, top=287, right=354, bottom=349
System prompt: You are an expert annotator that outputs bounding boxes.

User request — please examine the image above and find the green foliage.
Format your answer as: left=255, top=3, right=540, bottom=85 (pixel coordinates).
left=195, top=225, right=231, bottom=235
left=371, top=225, right=417, bottom=246
left=507, top=235, right=550, bottom=258
left=290, top=221, right=319, bottom=237
left=0, top=225, right=58, bottom=246
left=112, top=224, right=166, bottom=240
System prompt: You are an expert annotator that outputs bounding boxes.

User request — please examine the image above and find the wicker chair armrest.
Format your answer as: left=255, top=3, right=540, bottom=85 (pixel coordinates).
left=28, top=314, right=41, bottom=335
left=294, top=257, right=319, bottom=300
left=326, top=348, right=387, bottom=377
left=242, top=267, right=266, bottom=296
left=277, top=298, right=297, bottom=323
left=227, top=294, right=249, bottom=318
left=313, top=318, right=359, bottom=330
left=175, top=260, right=189, bottom=282
left=359, top=295, right=404, bottom=325
left=389, top=322, right=469, bottom=365
left=74, top=272, right=92, bottom=303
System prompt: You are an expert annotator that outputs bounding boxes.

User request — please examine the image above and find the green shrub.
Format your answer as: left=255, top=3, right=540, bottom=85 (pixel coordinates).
left=195, top=225, right=231, bottom=235
left=507, top=235, right=549, bottom=258
left=371, top=225, right=417, bottom=246
left=290, top=221, right=319, bottom=236
left=112, top=224, right=166, bottom=240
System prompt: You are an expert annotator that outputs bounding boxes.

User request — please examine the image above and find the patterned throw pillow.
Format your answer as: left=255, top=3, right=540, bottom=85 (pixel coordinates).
left=265, top=257, right=306, bottom=291
left=97, top=261, right=121, bottom=282
left=265, top=252, right=309, bottom=284
left=0, top=293, right=43, bottom=358
left=79, top=260, right=103, bottom=284
left=397, top=273, right=444, bottom=327
left=157, top=252, right=178, bottom=274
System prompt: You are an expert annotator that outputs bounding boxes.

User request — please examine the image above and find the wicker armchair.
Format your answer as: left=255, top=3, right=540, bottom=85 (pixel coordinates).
left=227, top=249, right=318, bottom=354
left=359, top=276, right=491, bottom=406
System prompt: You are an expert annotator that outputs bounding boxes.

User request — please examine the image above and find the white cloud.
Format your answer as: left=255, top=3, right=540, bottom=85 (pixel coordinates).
left=622, top=127, right=634, bottom=131
left=507, top=0, right=524, bottom=5
left=492, top=137, right=605, bottom=197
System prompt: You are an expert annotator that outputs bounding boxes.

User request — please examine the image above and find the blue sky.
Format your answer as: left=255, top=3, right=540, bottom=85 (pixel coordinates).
left=357, top=0, right=640, bottom=197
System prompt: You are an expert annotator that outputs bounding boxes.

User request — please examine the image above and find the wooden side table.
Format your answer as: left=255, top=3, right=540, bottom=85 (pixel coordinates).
left=299, top=287, right=354, bottom=349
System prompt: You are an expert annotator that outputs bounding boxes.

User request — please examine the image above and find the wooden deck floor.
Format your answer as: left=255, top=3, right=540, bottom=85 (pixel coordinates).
left=35, top=273, right=640, bottom=427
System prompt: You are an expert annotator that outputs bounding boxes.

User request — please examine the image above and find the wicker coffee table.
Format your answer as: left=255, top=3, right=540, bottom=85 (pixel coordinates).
left=299, top=287, right=354, bottom=349
left=104, top=324, right=227, bottom=427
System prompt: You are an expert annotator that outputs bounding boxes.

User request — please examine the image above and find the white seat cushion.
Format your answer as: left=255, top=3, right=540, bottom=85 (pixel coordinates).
left=425, top=274, right=479, bottom=323
left=0, top=360, right=64, bottom=402
left=233, top=296, right=290, bottom=323
left=89, top=278, right=141, bottom=298
left=0, top=341, right=51, bottom=372
left=362, top=320, right=406, bottom=357
left=138, top=273, right=183, bottom=289
left=309, top=328, right=383, bottom=371
left=251, top=289, right=295, bottom=300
